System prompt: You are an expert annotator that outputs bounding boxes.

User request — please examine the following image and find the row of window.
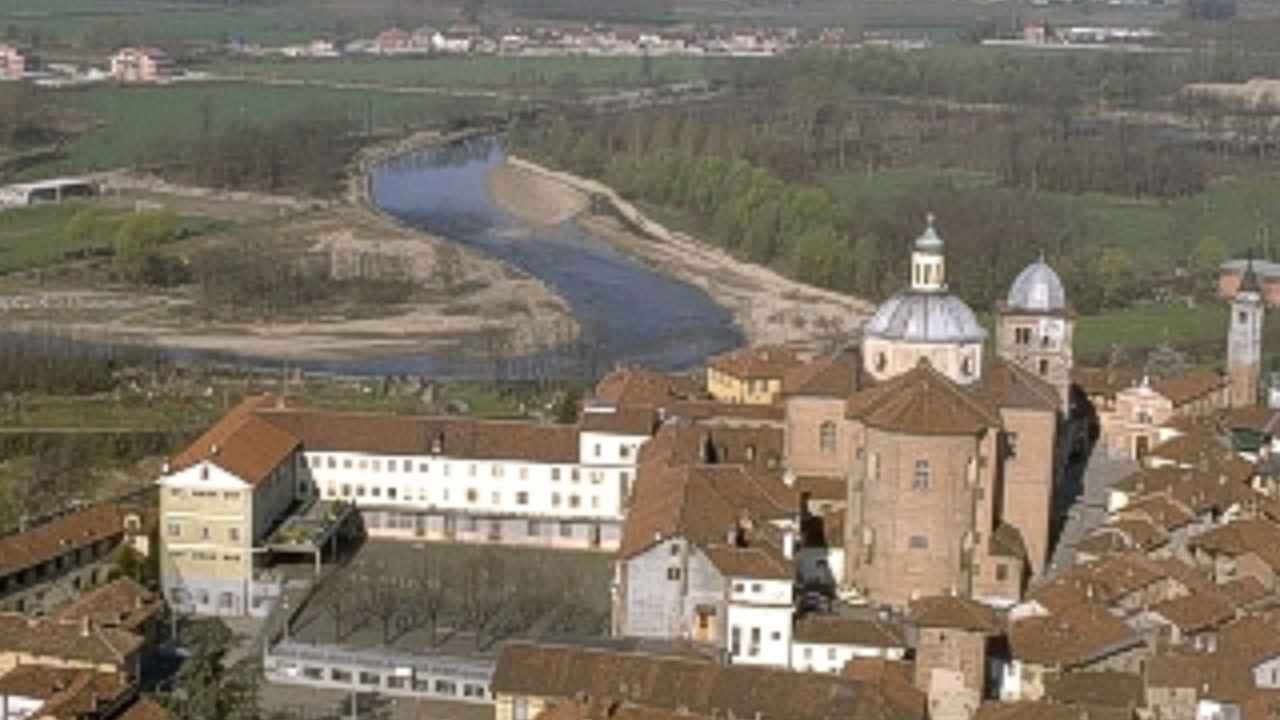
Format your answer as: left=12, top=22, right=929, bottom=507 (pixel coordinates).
left=291, top=665, right=486, bottom=698
left=365, top=512, right=598, bottom=544
left=169, top=489, right=241, bottom=500
left=166, top=522, right=241, bottom=542
left=322, top=483, right=610, bottom=511
left=304, top=455, right=616, bottom=482
left=729, top=625, right=783, bottom=657
left=170, top=550, right=243, bottom=563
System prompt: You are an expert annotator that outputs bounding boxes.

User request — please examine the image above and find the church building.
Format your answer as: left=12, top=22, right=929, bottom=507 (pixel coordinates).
left=838, top=218, right=1068, bottom=607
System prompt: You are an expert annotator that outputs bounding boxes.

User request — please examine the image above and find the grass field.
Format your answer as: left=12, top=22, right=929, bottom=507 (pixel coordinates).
left=0, top=201, right=222, bottom=273
left=207, top=55, right=742, bottom=93
left=21, top=83, right=498, bottom=180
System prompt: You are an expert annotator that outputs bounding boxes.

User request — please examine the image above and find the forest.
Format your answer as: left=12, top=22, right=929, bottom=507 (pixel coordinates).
left=511, top=45, right=1280, bottom=317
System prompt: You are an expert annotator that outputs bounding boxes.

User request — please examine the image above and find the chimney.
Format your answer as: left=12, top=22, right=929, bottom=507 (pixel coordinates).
left=80, top=616, right=91, bottom=637
left=783, top=530, right=795, bottom=559
left=210, top=444, right=220, bottom=456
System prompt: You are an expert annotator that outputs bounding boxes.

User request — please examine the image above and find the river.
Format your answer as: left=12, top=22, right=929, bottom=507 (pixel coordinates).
left=288, top=136, right=742, bottom=377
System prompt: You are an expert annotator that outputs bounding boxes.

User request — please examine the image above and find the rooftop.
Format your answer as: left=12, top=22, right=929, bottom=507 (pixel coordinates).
left=846, top=359, right=1001, bottom=435
left=0, top=502, right=125, bottom=579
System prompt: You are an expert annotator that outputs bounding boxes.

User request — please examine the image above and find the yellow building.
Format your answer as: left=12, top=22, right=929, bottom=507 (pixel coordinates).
left=158, top=396, right=301, bottom=617
left=705, top=345, right=805, bottom=405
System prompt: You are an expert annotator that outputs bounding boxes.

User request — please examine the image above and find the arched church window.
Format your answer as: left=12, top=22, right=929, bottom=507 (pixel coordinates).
left=961, top=356, right=974, bottom=377
left=819, top=421, right=837, bottom=453
left=875, top=353, right=887, bottom=372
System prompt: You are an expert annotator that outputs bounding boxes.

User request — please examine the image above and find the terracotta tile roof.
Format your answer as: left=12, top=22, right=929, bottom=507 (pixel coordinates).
left=1218, top=406, right=1279, bottom=433
left=1071, top=530, right=1131, bottom=558
left=1145, top=430, right=1230, bottom=466
left=1115, top=495, right=1196, bottom=532
left=846, top=359, right=1001, bottom=435
left=0, top=502, right=125, bottom=578
left=1043, top=671, right=1143, bottom=708
left=54, top=577, right=162, bottom=633
left=1009, top=602, right=1141, bottom=669
left=0, top=614, right=143, bottom=667
left=1072, top=365, right=1141, bottom=398
left=1219, top=576, right=1270, bottom=609
left=1149, top=591, right=1235, bottom=633
left=1111, top=466, right=1190, bottom=496
left=990, top=523, right=1029, bottom=560
left=117, top=697, right=174, bottom=720
left=708, top=345, right=805, bottom=380
left=1151, top=368, right=1228, bottom=407
left=782, top=351, right=864, bottom=398
left=908, top=595, right=1002, bottom=633
left=1103, top=518, right=1169, bottom=551
left=171, top=395, right=299, bottom=483
left=1142, top=557, right=1217, bottom=596
left=579, top=407, right=658, bottom=435
left=259, top=409, right=580, bottom=464
left=1144, top=650, right=1255, bottom=702
left=975, top=701, right=1131, bottom=720
left=619, top=463, right=795, bottom=561
left=703, top=545, right=792, bottom=581
left=637, top=421, right=784, bottom=472
left=795, top=475, right=846, bottom=502
left=793, top=615, right=905, bottom=648
left=0, top=665, right=131, bottom=720
left=1029, top=554, right=1164, bottom=610
left=594, top=367, right=692, bottom=407
left=535, top=699, right=707, bottom=720
left=492, top=641, right=900, bottom=720
left=665, top=400, right=786, bottom=424
left=979, top=358, right=1060, bottom=412
left=842, top=659, right=926, bottom=720
left=1189, top=519, right=1280, bottom=571
left=1218, top=612, right=1280, bottom=666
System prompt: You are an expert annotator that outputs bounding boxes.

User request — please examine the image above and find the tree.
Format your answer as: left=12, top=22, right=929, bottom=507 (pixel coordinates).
left=114, top=210, right=179, bottom=283
left=163, top=619, right=260, bottom=720
left=1191, top=235, right=1229, bottom=294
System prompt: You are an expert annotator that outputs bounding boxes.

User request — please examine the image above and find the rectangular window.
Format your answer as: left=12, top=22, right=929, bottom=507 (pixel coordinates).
left=731, top=626, right=742, bottom=656
left=913, top=460, right=930, bottom=490
left=434, top=680, right=457, bottom=696
left=167, top=523, right=180, bottom=537
left=516, top=491, right=529, bottom=505
left=359, top=671, right=380, bottom=686
left=749, top=628, right=761, bottom=656
left=372, top=460, right=381, bottom=472
left=419, top=463, right=429, bottom=473
left=620, top=446, right=631, bottom=459
left=491, top=491, right=501, bottom=505
left=527, top=519, right=540, bottom=536
left=552, top=468, right=561, bottom=481
left=519, top=467, right=529, bottom=480
left=228, top=527, right=240, bottom=542
left=667, top=567, right=681, bottom=581
left=388, top=487, right=397, bottom=500
left=331, top=669, right=353, bottom=683
left=909, top=535, right=929, bottom=549
left=552, top=492, right=561, bottom=507
left=404, top=459, right=412, bottom=472
left=569, top=495, right=581, bottom=509
left=733, top=582, right=745, bottom=592
left=356, top=485, right=367, bottom=497
left=492, top=465, right=504, bottom=478
left=327, top=457, right=336, bottom=469
left=200, top=526, right=210, bottom=540
left=751, top=583, right=762, bottom=593
left=571, top=468, right=581, bottom=482
left=996, top=563, right=1009, bottom=581
left=594, top=443, right=602, bottom=458
left=372, top=486, right=382, bottom=497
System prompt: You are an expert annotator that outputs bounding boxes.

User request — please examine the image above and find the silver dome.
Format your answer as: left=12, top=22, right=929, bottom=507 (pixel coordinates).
left=1007, top=259, right=1066, bottom=313
left=863, top=291, right=987, bottom=343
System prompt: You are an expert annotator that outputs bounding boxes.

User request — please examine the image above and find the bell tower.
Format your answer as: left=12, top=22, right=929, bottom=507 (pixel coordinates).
left=1228, top=257, right=1264, bottom=407
left=997, top=254, right=1074, bottom=412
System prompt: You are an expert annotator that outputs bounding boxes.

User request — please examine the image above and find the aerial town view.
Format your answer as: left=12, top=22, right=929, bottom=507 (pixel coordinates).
left=3, top=0, right=1280, bottom=718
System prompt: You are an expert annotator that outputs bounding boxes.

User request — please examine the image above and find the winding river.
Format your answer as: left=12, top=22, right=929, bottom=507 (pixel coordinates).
left=304, top=136, right=742, bottom=377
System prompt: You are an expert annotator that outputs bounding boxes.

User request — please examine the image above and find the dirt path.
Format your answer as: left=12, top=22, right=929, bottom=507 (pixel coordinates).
left=488, top=156, right=874, bottom=347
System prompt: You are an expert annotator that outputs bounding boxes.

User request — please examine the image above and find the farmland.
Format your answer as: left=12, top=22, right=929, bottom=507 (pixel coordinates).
left=207, top=55, right=742, bottom=94
left=20, top=83, right=500, bottom=180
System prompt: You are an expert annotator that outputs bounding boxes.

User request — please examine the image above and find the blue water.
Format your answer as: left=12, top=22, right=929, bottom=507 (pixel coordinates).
left=12, top=138, right=743, bottom=378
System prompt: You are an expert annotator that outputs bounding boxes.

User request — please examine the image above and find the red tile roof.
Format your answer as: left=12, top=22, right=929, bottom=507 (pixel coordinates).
left=782, top=351, right=864, bottom=398
left=1009, top=603, right=1140, bottom=669
left=170, top=395, right=298, bottom=484
left=0, top=502, right=124, bottom=579
left=908, top=595, right=1002, bottom=633
left=979, top=358, right=1060, bottom=412
left=708, top=345, right=805, bottom=380
left=54, top=577, right=162, bottom=633
left=846, top=359, right=1001, bottom=435
left=793, top=615, right=905, bottom=648
left=0, top=614, right=143, bottom=667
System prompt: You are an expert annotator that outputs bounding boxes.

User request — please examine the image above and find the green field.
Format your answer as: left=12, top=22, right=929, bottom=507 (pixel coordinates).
left=0, top=0, right=407, bottom=47
left=0, top=201, right=223, bottom=273
left=208, top=55, right=740, bottom=93
left=21, top=83, right=498, bottom=180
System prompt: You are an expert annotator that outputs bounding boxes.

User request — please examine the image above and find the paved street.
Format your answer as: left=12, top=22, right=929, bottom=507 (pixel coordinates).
left=1045, top=442, right=1138, bottom=577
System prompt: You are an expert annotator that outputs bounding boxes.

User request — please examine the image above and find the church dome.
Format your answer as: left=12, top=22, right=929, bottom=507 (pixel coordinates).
left=1007, top=258, right=1066, bottom=313
left=863, top=291, right=987, bottom=344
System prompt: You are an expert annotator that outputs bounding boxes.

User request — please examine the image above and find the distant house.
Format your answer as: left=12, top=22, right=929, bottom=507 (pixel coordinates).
left=433, top=30, right=476, bottom=54
left=0, top=43, right=25, bottom=78
left=1023, top=22, right=1053, bottom=44
left=372, top=27, right=414, bottom=54
left=110, top=47, right=174, bottom=83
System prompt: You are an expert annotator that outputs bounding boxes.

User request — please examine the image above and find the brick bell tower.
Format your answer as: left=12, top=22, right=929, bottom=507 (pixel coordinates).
left=1228, top=256, right=1264, bottom=407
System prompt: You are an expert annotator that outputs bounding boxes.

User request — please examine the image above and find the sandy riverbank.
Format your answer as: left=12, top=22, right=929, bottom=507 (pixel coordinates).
left=486, top=157, right=874, bottom=347
left=0, top=132, right=580, bottom=364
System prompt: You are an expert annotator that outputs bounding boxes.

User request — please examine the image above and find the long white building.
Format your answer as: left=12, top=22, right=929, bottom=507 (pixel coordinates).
left=157, top=396, right=655, bottom=617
